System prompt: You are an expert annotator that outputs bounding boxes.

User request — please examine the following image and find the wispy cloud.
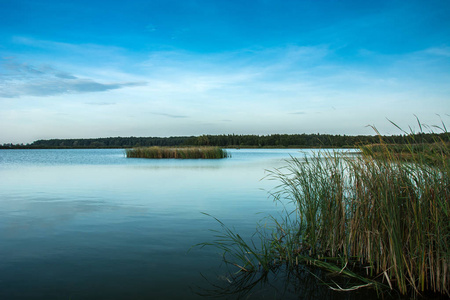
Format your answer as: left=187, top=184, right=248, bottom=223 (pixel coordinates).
left=11, top=36, right=126, bottom=57
left=2, top=38, right=448, bottom=142
left=150, top=112, right=189, bottom=118
left=145, top=24, right=157, bottom=32
left=0, top=59, right=145, bottom=98
left=85, top=102, right=117, bottom=106
left=289, top=111, right=306, bottom=115
left=424, top=47, right=450, bottom=57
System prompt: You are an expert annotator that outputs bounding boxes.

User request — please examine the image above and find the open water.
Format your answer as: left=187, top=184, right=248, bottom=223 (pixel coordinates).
left=0, top=148, right=393, bottom=299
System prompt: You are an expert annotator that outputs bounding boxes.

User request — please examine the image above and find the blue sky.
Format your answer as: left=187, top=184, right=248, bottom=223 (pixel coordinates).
left=0, top=0, right=449, bottom=143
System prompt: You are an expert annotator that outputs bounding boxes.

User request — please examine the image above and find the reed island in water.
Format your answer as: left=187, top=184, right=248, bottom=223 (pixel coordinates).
left=125, top=146, right=229, bottom=159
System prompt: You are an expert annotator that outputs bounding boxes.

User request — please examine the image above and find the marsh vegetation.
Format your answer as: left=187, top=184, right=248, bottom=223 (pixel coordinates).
left=200, top=123, right=449, bottom=298
left=125, top=146, right=229, bottom=159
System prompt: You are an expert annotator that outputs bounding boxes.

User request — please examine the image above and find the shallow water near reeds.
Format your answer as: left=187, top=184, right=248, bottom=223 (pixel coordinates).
left=0, top=148, right=407, bottom=300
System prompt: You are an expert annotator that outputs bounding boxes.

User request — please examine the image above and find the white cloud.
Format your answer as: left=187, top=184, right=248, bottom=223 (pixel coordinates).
left=150, top=112, right=189, bottom=118
left=1, top=38, right=448, bottom=143
left=423, top=46, right=450, bottom=57
left=145, top=24, right=157, bottom=32
left=0, top=59, right=146, bottom=98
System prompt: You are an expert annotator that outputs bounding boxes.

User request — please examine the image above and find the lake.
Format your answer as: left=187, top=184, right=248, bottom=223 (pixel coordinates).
left=0, top=148, right=379, bottom=299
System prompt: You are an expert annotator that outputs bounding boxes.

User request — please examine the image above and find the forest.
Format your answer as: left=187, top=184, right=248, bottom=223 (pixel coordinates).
left=1, top=132, right=448, bottom=149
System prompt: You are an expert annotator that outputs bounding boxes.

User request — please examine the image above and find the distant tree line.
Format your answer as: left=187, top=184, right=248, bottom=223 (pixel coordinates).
left=1, top=132, right=448, bottom=149
left=184, top=133, right=449, bottom=148
left=11, top=136, right=190, bottom=149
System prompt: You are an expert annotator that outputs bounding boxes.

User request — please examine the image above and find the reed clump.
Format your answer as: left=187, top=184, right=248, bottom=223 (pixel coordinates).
left=125, top=146, right=229, bottom=159
left=361, top=141, right=449, bottom=166
left=201, top=123, right=449, bottom=298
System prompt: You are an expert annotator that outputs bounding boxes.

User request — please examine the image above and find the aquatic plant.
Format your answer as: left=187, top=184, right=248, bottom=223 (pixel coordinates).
left=199, top=120, right=449, bottom=298
left=125, top=146, right=229, bottom=159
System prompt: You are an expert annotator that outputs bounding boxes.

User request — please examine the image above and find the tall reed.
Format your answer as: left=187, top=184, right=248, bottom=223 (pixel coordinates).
left=125, top=146, right=229, bottom=159
left=200, top=125, right=449, bottom=297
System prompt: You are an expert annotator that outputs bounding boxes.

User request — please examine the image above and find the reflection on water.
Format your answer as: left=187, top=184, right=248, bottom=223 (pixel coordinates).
left=0, top=148, right=383, bottom=300
left=195, top=265, right=400, bottom=300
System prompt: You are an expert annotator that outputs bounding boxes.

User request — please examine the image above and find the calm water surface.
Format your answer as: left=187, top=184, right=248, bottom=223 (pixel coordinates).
left=0, top=148, right=376, bottom=300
